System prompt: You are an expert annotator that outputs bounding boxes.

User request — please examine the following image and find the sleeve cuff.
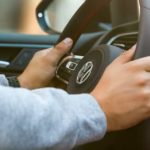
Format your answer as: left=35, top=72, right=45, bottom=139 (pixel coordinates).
left=0, top=75, right=9, bottom=86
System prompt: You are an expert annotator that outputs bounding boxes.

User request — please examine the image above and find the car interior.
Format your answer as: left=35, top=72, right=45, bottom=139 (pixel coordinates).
left=0, top=0, right=150, bottom=149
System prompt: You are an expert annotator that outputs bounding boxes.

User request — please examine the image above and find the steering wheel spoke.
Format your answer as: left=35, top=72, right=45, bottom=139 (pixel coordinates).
left=54, top=0, right=150, bottom=149
left=56, top=55, right=83, bottom=84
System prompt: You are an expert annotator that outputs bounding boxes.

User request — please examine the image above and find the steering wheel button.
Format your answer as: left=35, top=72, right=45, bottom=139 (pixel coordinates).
left=66, top=61, right=78, bottom=71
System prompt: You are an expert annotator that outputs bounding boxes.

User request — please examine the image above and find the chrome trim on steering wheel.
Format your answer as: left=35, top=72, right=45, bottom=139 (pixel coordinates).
left=107, top=32, right=138, bottom=48
left=56, top=55, right=83, bottom=84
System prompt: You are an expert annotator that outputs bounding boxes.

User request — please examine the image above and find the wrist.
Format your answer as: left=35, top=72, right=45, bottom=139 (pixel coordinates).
left=91, top=91, right=104, bottom=108
left=17, top=75, right=32, bottom=89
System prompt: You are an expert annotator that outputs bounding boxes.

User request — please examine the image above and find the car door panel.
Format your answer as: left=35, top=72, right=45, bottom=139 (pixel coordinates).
left=0, top=32, right=105, bottom=76
left=0, top=34, right=59, bottom=76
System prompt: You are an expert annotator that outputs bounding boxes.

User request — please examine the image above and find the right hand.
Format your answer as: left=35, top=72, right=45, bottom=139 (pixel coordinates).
left=18, top=38, right=73, bottom=89
left=91, top=45, right=150, bottom=132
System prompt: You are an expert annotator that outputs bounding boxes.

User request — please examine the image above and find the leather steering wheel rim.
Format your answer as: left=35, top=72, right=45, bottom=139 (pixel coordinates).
left=57, top=0, right=150, bottom=60
left=57, top=0, right=111, bottom=53
left=57, top=0, right=150, bottom=150
left=56, top=0, right=150, bottom=93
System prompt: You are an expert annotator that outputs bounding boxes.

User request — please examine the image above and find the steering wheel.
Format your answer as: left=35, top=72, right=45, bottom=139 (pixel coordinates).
left=56, top=0, right=124, bottom=94
left=56, top=0, right=150, bottom=149
left=56, top=0, right=150, bottom=94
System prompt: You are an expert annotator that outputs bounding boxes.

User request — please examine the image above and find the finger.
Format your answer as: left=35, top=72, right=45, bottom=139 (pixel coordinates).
left=131, top=56, right=150, bottom=72
left=54, top=38, right=73, bottom=57
left=113, top=45, right=136, bottom=65
left=46, top=38, right=73, bottom=64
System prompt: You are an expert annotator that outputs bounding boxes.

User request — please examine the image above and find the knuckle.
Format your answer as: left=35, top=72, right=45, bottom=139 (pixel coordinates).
left=144, top=100, right=150, bottom=114
left=137, top=90, right=150, bottom=113
left=125, top=62, right=138, bottom=72
left=141, top=89, right=150, bottom=100
left=55, top=44, right=64, bottom=51
left=137, top=74, right=149, bottom=85
left=35, top=50, right=49, bottom=59
left=128, top=60, right=145, bottom=71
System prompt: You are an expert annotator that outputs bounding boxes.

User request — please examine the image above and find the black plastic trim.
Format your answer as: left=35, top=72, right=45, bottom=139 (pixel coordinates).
left=134, top=0, right=150, bottom=59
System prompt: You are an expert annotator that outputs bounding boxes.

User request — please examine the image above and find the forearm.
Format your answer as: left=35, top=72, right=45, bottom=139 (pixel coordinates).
left=0, top=85, right=106, bottom=150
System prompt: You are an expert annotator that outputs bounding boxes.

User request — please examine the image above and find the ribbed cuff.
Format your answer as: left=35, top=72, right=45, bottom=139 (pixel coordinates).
left=0, top=75, right=9, bottom=86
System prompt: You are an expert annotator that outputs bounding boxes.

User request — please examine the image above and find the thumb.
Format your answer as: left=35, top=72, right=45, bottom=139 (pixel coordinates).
left=113, top=45, right=136, bottom=65
left=53, top=38, right=73, bottom=58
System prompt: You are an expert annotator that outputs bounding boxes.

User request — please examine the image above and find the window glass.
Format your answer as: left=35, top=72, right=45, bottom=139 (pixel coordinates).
left=0, top=0, right=45, bottom=34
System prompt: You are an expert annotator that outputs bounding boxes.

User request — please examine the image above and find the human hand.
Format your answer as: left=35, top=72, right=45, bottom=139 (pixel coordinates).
left=91, top=45, right=150, bottom=131
left=18, top=38, right=73, bottom=89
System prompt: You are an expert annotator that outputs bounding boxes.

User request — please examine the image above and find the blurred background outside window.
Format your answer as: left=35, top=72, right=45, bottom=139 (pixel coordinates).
left=0, top=0, right=45, bottom=34
left=0, top=0, right=85, bottom=35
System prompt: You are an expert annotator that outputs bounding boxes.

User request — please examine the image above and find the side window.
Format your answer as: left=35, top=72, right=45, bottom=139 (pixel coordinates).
left=0, top=0, right=22, bottom=32
left=0, top=0, right=45, bottom=34
left=45, top=0, right=85, bottom=32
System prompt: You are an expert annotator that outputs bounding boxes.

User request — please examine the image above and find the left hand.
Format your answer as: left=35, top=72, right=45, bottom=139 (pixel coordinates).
left=18, top=38, right=73, bottom=89
left=91, top=45, right=150, bottom=131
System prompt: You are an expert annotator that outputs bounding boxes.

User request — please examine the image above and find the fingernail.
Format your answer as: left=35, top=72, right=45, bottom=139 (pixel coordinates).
left=63, top=38, right=73, bottom=47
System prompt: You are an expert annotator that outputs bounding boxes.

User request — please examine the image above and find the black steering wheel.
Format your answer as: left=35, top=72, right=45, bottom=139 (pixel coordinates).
left=56, top=0, right=124, bottom=94
left=56, top=0, right=150, bottom=94
left=56, top=0, right=150, bottom=149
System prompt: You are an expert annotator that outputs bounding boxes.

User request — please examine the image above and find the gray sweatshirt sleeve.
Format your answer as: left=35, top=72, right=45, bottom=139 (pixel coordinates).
left=0, top=75, right=107, bottom=150
left=0, top=74, right=9, bottom=86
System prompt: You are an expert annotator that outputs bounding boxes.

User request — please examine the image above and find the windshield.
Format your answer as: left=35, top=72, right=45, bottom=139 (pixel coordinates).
left=44, top=0, right=85, bottom=33
left=0, top=0, right=86, bottom=35
left=0, top=0, right=46, bottom=35
left=0, top=0, right=140, bottom=35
